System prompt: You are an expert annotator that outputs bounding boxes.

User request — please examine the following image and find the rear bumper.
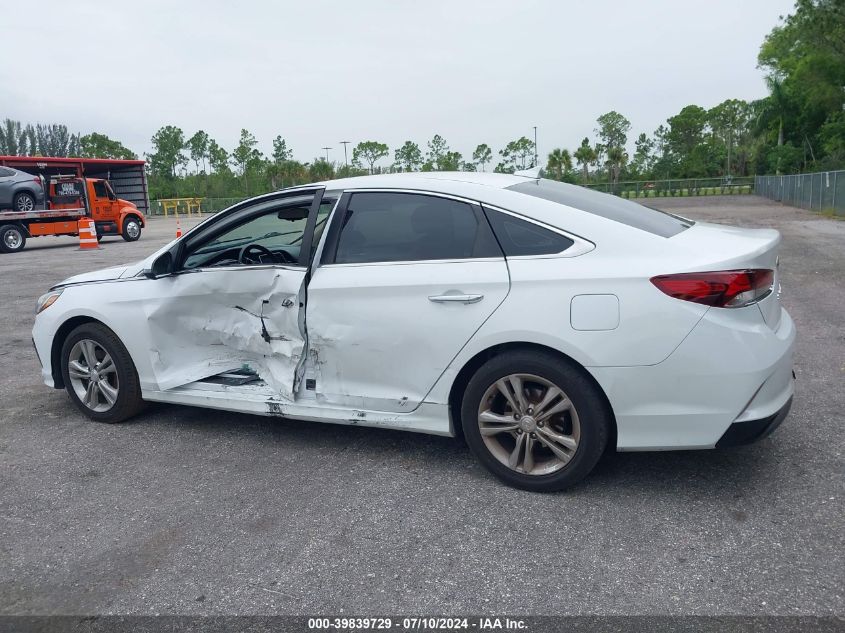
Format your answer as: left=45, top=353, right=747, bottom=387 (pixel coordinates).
left=716, top=396, right=792, bottom=447
left=590, top=305, right=796, bottom=450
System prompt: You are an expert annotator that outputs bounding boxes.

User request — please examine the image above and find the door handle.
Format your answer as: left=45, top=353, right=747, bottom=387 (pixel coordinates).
left=428, top=293, right=484, bottom=304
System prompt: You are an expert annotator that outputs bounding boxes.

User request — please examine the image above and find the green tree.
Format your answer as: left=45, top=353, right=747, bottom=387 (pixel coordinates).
left=709, top=99, right=753, bottom=176
left=271, top=159, right=307, bottom=187
left=186, top=130, right=209, bottom=173
left=500, top=136, right=535, bottom=171
left=352, top=141, right=389, bottom=174
left=595, top=111, right=631, bottom=152
left=757, top=0, right=845, bottom=170
left=596, top=111, right=630, bottom=183
left=231, top=129, right=263, bottom=175
left=80, top=132, right=137, bottom=160
left=573, top=138, right=596, bottom=182
left=439, top=151, right=463, bottom=171
left=630, top=133, right=655, bottom=177
left=148, top=125, right=186, bottom=178
left=0, top=119, right=26, bottom=155
left=308, top=159, right=335, bottom=181
left=394, top=141, right=423, bottom=171
left=546, top=148, right=572, bottom=180
left=472, top=144, right=493, bottom=171
left=207, top=139, right=230, bottom=174
left=426, top=134, right=449, bottom=167
left=666, top=105, right=714, bottom=177
left=605, top=146, right=628, bottom=185
left=272, top=136, right=292, bottom=163
left=35, top=124, right=81, bottom=157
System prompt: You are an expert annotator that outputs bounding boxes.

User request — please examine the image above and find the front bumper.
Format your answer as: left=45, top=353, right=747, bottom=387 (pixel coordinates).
left=716, top=396, right=792, bottom=447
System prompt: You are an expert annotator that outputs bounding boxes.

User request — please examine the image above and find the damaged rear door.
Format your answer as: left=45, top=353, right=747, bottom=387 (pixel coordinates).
left=143, top=189, right=327, bottom=400
left=305, top=190, right=510, bottom=412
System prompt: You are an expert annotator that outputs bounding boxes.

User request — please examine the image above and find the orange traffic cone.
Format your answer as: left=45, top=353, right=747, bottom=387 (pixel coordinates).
left=176, top=217, right=182, bottom=238
left=78, top=218, right=100, bottom=250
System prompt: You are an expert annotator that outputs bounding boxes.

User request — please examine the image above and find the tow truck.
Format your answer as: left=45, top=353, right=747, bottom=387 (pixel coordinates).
left=0, top=175, right=145, bottom=253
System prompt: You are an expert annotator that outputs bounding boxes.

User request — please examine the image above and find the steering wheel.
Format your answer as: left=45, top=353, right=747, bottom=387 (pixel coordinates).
left=238, top=243, right=277, bottom=265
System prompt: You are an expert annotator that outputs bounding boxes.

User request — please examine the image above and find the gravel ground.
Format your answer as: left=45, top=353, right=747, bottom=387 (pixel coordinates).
left=0, top=197, right=842, bottom=616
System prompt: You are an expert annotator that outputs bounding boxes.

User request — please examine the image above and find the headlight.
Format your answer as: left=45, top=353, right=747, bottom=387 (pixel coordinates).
left=36, top=289, right=63, bottom=314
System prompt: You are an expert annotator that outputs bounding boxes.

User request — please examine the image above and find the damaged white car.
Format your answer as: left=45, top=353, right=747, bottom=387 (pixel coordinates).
left=32, top=172, right=795, bottom=491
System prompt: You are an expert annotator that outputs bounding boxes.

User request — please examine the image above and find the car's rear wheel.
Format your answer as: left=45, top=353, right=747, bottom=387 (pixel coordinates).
left=0, top=224, right=26, bottom=253
left=121, top=216, right=141, bottom=242
left=461, top=351, right=610, bottom=492
left=14, top=192, right=35, bottom=212
left=60, top=322, right=144, bottom=423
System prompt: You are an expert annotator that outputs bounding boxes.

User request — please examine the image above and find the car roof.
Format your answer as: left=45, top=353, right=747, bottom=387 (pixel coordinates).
left=314, top=171, right=533, bottom=192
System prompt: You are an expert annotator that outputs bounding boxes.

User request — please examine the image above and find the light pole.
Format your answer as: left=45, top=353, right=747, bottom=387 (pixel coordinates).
left=340, top=141, right=351, bottom=169
left=322, top=147, right=332, bottom=163
left=533, top=126, right=538, bottom=168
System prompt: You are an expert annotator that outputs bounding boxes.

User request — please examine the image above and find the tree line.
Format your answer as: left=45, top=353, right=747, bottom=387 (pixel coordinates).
left=1, top=0, right=841, bottom=199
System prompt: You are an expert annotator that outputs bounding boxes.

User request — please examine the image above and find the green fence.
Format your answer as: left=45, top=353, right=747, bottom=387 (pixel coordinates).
left=755, top=171, right=845, bottom=216
left=584, top=176, right=755, bottom=198
left=147, top=197, right=247, bottom=216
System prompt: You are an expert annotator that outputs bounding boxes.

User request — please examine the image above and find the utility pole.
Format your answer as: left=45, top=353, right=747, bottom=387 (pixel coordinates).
left=322, top=147, right=332, bottom=162
left=340, top=141, right=351, bottom=169
left=533, top=126, right=538, bottom=168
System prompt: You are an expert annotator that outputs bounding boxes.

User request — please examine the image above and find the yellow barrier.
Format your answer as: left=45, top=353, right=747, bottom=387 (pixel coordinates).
left=159, top=197, right=203, bottom=218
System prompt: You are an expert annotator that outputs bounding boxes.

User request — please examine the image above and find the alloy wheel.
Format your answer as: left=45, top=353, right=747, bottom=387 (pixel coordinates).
left=67, top=339, right=120, bottom=412
left=16, top=195, right=34, bottom=212
left=477, top=373, right=580, bottom=476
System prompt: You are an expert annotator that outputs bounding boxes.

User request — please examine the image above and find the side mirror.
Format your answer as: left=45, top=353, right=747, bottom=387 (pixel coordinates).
left=142, top=251, right=174, bottom=279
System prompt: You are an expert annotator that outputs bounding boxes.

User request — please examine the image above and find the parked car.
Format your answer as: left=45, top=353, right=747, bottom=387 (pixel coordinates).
left=0, top=166, right=45, bottom=211
left=31, top=172, right=795, bottom=491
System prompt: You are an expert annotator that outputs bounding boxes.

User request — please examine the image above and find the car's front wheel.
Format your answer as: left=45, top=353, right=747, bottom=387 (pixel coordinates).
left=461, top=350, right=610, bottom=492
left=0, top=224, right=26, bottom=253
left=60, top=322, right=144, bottom=423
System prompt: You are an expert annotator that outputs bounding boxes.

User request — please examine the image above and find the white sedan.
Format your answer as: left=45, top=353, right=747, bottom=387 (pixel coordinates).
left=32, top=173, right=795, bottom=491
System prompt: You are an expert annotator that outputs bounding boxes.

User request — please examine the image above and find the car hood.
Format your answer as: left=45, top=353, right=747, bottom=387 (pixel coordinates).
left=53, top=260, right=146, bottom=288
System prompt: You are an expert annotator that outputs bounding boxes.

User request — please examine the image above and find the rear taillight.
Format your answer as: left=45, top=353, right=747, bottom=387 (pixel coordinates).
left=650, top=269, right=774, bottom=308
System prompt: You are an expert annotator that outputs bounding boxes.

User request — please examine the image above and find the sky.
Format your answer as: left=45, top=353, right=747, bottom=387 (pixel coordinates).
left=1, top=0, right=796, bottom=167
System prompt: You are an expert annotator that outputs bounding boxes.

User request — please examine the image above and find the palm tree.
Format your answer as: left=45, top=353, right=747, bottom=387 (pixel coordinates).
left=573, top=138, right=596, bottom=183
left=546, top=148, right=572, bottom=180
left=606, top=146, right=628, bottom=185
left=765, top=76, right=788, bottom=147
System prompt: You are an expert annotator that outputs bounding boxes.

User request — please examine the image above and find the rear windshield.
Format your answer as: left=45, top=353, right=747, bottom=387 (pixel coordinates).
left=507, top=179, right=693, bottom=237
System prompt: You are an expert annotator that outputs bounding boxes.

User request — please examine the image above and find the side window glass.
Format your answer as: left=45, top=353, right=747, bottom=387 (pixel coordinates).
left=334, top=192, right=479, bottom=264
left=484, top=208, right=574, bottom=256
left=93, top=181, right=109, bottom=198
left=182, top=198, right=313, bottom=269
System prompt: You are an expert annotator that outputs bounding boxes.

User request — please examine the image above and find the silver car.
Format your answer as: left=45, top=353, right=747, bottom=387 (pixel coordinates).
left=0, top=166, right=45, bottom=211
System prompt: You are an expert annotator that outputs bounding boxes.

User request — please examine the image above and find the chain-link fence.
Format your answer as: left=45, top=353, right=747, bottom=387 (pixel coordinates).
left=755, top=171, right=845, bottom=216
left=584, top=176, right=755, bottom=198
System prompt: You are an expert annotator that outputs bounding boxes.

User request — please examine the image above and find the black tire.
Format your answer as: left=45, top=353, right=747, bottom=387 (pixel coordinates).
left=460, top=350, right=610, bottom=492
left=0, top=224, right=26, bottom=253
left=13, top=192, right=35, bottom=212
left=121, top=216, right=142, bottom=242
left=60, top=322, right=145, bottom=423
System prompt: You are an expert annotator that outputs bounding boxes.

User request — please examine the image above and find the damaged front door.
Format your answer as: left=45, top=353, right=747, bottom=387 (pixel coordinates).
left=143, top=190, right=325, bottom=401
